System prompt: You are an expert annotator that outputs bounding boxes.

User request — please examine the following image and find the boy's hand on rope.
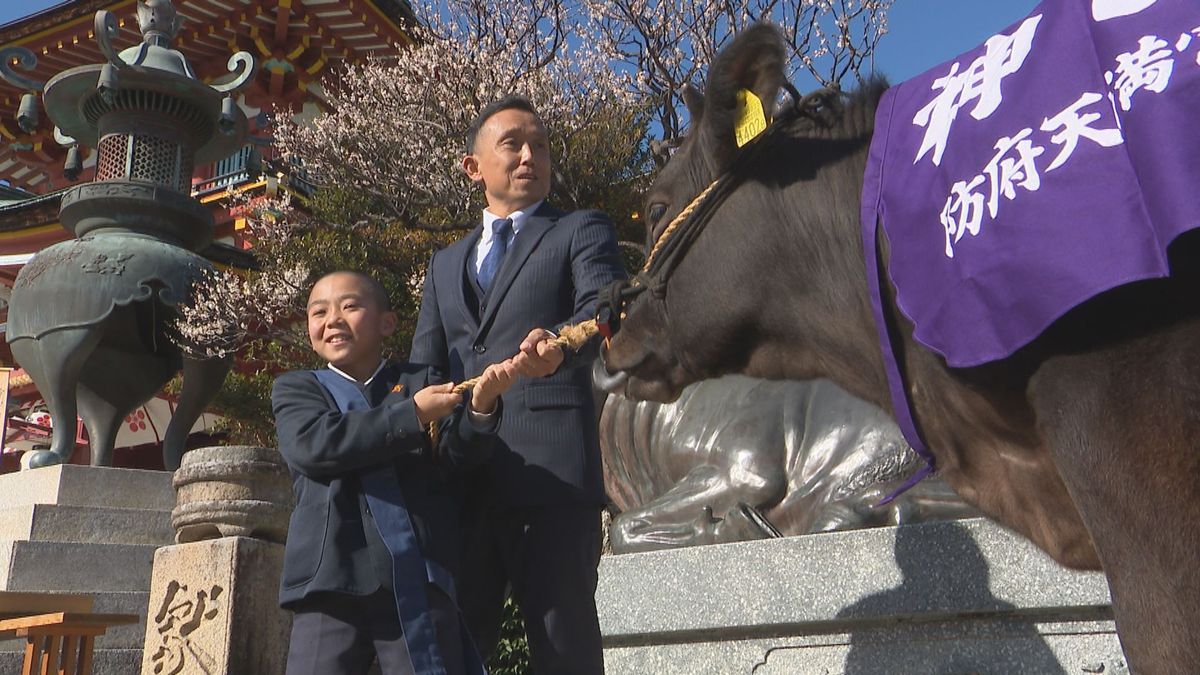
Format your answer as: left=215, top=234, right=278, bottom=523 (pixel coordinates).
left=471, top=359, right=518, bottom=415
left=413, top=383, right=463, bottom=426
left=514, top=327, right=565, bottom=377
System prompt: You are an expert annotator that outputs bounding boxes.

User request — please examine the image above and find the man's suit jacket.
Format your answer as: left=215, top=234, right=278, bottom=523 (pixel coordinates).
left=272, top=362, right=497, bottom=608
left=410, top=203, right=627, bottom=508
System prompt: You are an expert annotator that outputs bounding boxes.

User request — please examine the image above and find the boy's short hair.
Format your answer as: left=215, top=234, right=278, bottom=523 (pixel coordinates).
left=313, top=270, right=392, bottom=311
left=465, top=95, right=543, bottom=154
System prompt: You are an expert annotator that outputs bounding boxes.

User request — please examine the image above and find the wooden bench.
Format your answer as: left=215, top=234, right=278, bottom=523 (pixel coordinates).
left=0, top=612, right=139, bottom=675
left=0, top=593, right=138, bottom=675
left=0, top=592, right=93, bottom=619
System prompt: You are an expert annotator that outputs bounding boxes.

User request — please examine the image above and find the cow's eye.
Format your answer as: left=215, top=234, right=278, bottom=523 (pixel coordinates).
left=647, top=203, right=667, bottom=224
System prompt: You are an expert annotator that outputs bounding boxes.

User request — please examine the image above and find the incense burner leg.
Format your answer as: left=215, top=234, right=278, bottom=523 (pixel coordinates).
left=162, top=353, right=233, bottom=470
left=10, top=327, right=103, bottom=468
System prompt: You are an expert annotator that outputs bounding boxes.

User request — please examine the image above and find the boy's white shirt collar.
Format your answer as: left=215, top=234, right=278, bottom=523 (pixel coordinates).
left=328, top=360, right=386, bottom=386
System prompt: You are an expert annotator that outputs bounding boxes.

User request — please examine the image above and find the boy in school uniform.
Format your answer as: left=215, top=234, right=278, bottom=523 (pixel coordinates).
left=273, top=270, right=517, bottom=675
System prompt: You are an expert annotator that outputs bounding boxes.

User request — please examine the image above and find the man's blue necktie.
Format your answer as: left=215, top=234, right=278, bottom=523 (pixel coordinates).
left=478, top=217, right=513, bottom=293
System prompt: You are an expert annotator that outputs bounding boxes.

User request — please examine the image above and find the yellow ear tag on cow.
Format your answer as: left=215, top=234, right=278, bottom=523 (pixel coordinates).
left=734, top=89, right=769, bottom=148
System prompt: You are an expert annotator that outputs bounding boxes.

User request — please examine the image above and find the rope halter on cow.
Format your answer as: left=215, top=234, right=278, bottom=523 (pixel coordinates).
left=594, top=84, right=842, bottom=340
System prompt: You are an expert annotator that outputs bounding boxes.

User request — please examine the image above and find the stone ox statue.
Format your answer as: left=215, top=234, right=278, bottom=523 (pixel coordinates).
left=599, top=373, right=977, bottom=553
left=598, top=7, right=1200, bottom=674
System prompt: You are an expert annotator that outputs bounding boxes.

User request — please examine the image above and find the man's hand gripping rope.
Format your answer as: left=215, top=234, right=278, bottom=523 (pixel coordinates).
left=427, top=320, right=600, bottom=444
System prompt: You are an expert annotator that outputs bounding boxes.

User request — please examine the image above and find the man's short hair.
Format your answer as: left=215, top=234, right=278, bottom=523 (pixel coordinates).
left=465, top=95, right=543, bottom=154
left=313, top=270, right=392, bottom=311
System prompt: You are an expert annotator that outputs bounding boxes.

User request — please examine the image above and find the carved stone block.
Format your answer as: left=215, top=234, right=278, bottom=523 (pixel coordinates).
left=140, top=537, right=290, bottom=675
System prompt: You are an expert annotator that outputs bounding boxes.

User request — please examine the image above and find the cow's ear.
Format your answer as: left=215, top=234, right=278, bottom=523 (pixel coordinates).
left=699, top=22, right=786, bottom=171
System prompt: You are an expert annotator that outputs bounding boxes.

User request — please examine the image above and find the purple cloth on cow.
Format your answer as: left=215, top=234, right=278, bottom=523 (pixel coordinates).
left=861, top=0, right=1200, bottom=367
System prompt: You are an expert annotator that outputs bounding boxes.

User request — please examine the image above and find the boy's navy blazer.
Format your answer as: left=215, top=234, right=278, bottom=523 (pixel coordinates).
left=271, top=362, right=496, bottom=607
left=410, top=203, right=627, bottom=507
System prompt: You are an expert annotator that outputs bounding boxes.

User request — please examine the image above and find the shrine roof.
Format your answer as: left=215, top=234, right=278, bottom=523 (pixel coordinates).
left=0, top=0, right=416, bottom=46
left=0, top=0, right=417, bottom=192
left=0, top=183, right=36, bottom=204
left=0, top=186, right=63, bottom=224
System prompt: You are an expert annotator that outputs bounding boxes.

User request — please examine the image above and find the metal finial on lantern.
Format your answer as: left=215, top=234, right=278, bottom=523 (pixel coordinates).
left=136, top=0, right=183, bottom=44
left=212, top=51, right=256, bottom=94
left=0, top=47, right=46, bottom=92
left=94, top=10, right=125, bottom=69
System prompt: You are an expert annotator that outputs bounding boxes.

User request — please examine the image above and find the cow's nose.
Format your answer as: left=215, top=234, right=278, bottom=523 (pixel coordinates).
left=592, top=349, right=629, bottom=394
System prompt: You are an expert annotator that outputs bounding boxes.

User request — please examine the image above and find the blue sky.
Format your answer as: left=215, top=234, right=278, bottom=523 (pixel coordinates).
left=2, top=2, right=1042, bottom=85
left=0, top=1, right=61, bottom=27
left=876, top=1, right=1041, bottom=82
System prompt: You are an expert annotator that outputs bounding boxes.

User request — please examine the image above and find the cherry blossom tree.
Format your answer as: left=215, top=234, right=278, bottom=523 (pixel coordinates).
left=272, top=0, right=640, bottom=231
left=584, top=0, right=893, bottom=141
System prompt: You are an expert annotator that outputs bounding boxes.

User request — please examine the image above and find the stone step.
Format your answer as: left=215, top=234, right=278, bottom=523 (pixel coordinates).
left=0, top=591, right=149, bottom=651
left=0, top=648, right=141, bottom=675
left=0, top=540, right=156, bottom=592
left=0, top=464, right=174, bottom=511
left=93, top=591, right=150, bottom=651
left=0, top=504, right=173, bottom=546
left=94, top=591, right=150, bottom=652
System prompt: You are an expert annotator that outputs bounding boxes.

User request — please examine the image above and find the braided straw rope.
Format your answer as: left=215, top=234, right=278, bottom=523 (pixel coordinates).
left=428, top=320, right=600, bottom=445
left=449, top=319, right=600, bottom=393
left=641, top=179, right=721, bottom=273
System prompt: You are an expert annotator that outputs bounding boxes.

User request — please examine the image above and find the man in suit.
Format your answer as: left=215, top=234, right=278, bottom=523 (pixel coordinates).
left=274, top=270, right=517, bottom=675
left=410, top=97, right=627, bottom=674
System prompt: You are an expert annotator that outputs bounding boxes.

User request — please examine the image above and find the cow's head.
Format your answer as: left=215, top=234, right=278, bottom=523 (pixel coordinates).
left=600, top=23, right=883, bottom=403
left=600, top=24, right=786, bottom=402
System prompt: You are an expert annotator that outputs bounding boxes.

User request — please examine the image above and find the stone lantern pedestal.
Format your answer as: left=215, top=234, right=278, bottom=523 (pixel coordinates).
left=141, top=446, right=293, bottom=675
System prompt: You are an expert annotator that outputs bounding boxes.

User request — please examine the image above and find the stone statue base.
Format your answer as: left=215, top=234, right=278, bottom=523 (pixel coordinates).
left=0, top=464, right=173, bottom=674
left=597, top=518, right=1126, bottom=674
left=140, top=537, right=290, bottom=675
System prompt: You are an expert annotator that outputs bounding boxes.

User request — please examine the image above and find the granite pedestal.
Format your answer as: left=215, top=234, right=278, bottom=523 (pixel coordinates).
left=597, top=518, right=1126, bottom=674
left=141, top=537, right=290, bottom=675
left=0, top=464, right=174, bottom=674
